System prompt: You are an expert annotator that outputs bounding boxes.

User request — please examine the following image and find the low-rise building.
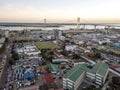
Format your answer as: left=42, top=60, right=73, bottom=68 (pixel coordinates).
left=47, top=63, right=59, bottom=74
left=52, top=58, right=69, bottom=64
left=65, top=45, right=77, bottom=52
left=16, top=44, right=40, bottom=59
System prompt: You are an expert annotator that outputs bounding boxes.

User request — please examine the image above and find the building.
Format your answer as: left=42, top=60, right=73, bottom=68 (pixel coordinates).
left=65, top=45, right=77, bottom=52
left=98, top=38, right=111, bottom=45
left=112, top=43, right=120, bottom=48
left=54, top=29, right=62, bottom=39
left=47, top=64, right=59, bottom=74
left=53, top=50, right=63, bottom=58
left=52, top=58, right=69, bottom=64
left=16, top=44, right=40, bottom=59
left=63, top=61, right=109, bottom=90
left=86, top=62, right=109, bottom=85
left=44, top=73, right=54, bottom=84
left=0, top=38, right=5, bottom=48
left=59, top=36, right=65, bottom=41
left=63, top=64, right=85, bottom=90
left=4, top=30, right=9, bottom=38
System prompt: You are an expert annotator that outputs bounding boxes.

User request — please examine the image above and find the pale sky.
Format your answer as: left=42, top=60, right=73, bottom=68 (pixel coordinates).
left=0, top=0, right=120, bottom=23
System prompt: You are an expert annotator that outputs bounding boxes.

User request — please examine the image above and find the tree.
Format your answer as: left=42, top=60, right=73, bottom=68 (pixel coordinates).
left=91, top=53, right=101, bottom=60
left=108, top=77, right=120, bottom=90
left=9, top=59, right=15, bottom=65
left=112, top=77, right=120, bottom=86
left=60, top=50, right=68, bottom=56
left=72, top=54, right=80, bottom=59
left=12, top=51, right=19, bottom=60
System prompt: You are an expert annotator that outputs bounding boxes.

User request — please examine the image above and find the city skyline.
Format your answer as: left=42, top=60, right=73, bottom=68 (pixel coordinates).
left=0, top=0, right=120, bottom=23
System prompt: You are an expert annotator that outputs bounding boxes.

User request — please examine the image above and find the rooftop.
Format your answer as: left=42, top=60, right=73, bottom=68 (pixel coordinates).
left=47, top=63, right=59, bottom=73
left=97, top=62, right=109, bottom=76
left=64, top=61, right=109, bottom=82
left=92, top=62, right=103, bottom=73
left=64, top=64, right=85, bottom=82
left=52, top=58, right=68, bottom=63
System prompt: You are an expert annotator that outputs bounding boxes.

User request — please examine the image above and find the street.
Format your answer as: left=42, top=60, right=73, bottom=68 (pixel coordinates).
left=0, top=36, right=15, bottom=89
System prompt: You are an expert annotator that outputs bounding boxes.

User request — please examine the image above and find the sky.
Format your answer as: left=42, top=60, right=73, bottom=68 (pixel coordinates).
left=0, top=0, right=120, bottom=23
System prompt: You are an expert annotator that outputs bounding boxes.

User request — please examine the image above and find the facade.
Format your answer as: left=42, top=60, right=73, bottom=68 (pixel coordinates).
left=63, top=62, right=109, bottom=90
left=63, top=64, right=85, bottom=90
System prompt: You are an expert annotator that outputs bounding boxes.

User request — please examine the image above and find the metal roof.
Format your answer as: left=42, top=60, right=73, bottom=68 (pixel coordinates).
left=47, top=63, right=59, bottom=73
left=64, top=61, right=109, bottom=82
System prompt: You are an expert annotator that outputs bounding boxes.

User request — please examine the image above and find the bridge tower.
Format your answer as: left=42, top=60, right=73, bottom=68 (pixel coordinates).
left=44, top=18, right=46, bottom=29
left=77, top=17, right=80, bottom=30
left=44, top=18, right=46, bottom=24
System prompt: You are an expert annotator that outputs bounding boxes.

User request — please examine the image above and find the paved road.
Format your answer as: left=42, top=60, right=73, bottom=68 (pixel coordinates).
left=0, top=36, right=15, bottom=89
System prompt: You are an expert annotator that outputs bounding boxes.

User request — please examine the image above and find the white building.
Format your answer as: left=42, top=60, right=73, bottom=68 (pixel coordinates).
left=65, top=45, right=77, bottom=51
left=16, top=44, right=40, bottom=59
left=5, top=30, right=9, bottom=38
left=98, top=38, right=111, bottom=45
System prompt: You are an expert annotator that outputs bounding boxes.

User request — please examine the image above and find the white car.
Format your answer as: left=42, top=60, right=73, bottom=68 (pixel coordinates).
left=24, top=81, right=31, bottom=86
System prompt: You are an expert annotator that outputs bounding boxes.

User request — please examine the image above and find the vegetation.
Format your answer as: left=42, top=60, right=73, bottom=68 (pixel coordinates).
left=108, top=77, right=120, bottom=90
left=11, top=51, right=19, bottom=60
left=41, top=49, right=55, bottom=62
left=9, top=50, right=19, bottom=65
left=34, top=41, right=60, bottom=49
left=72, top=54, right=80, bottom=59
left=60, top=50, right=69, bottom=56
left=8, top=58, right=15, bottom=65
left=92, top=47, right=120, bottom=57
left=91, top=53, right=101, bottom=60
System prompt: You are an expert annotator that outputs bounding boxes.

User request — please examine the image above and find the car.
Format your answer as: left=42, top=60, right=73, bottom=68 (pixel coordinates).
left=24, top=81, right=31, bottom=86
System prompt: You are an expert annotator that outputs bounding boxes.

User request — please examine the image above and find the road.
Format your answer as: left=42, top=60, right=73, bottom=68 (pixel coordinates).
left=0, top=36, right=15, bottom=89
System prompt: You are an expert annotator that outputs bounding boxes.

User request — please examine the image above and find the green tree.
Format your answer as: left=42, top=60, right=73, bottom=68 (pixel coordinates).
left=72, top=54, right=80, bottom=59
left=9, top=59, right=15, bottom=65
left=12, top=51, right=19, bottom=60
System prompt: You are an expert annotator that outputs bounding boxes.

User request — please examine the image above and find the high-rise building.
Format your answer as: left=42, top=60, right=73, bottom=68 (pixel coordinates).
left=5, top=30, right=9, bottom=38
left=77, top=17, right=80, bottom=30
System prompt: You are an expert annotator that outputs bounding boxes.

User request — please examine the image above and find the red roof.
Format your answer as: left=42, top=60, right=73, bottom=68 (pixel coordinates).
left=110, top=64, right=120, bottom=69
left=56, top=88, right=64, bottom=90
left=44, top=73, right=54, bottom=84
left=54, top=51, right=62, bottom=57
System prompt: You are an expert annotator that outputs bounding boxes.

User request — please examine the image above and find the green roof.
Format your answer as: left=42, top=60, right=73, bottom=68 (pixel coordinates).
left=68, top=68, right=84, bottom=82
left=91, top=62, right=109, bottom=76
left=47, top=64, right=59, bottom=73
left=64, top=64, right=85, bottom=82
left=64, top=61, right=109, bottom=82
left=91, top=62, right=103, bottom=73
left=80, top=63, right=91, bottom=72
left=52, top=58, right=68, bottom=63
left=97, top=63, right=109, bottom=76
left=64, top=64, right=80, bottom=77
